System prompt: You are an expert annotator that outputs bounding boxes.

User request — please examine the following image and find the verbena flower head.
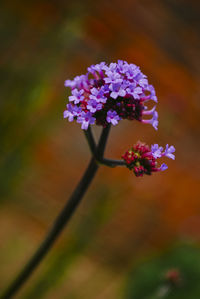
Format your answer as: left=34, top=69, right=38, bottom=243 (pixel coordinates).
left=122, top=142, right=175, bottom=177
left=64, top=60, right=158, bottom=130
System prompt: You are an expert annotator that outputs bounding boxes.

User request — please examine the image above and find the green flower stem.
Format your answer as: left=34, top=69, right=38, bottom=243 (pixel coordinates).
left=1, top=127, right=111, bottom=299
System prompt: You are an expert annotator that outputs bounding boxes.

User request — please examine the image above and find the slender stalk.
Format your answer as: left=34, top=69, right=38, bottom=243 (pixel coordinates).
left=98, top=158, right=126, bottom=167
left=84, top=126, right=96, bottom=155
left=1, top=158, right=98, bottom=299
left=1, top=127, right=110, bottom=299
left=96, top=124, right=111, bottom=158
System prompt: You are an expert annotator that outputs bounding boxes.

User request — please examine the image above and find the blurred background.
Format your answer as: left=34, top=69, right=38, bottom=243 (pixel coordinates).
left=0, top=0, right=200, bottom=298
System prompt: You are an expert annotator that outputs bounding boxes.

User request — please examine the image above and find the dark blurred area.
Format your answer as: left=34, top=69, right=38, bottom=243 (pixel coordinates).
left=0, top=0, right=200, bottom=298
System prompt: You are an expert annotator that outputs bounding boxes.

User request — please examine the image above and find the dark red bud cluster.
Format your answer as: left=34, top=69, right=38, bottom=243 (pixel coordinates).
left=94, top=96, right=144, bottom=127
left=122, top=142, right=158, bottom=177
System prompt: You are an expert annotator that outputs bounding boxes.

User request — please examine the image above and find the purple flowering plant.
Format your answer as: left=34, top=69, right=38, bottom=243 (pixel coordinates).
left=3, top=61, right=175, bottom=298
left=64, top=60, right=175, bottom=176
left=64, top=60, right=158, bottom=130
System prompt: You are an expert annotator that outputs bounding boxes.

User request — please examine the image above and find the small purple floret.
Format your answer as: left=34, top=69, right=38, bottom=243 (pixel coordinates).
left=63, top=104, right=81, bottom=122
left=89, top=87, right=107, bottom=103
left=147, top=85, right=158, bottom=103
left=132, top=86, right=143, bottom=99
left=160, top=163, right=168, bottom=171
left=164, top=144, right=176, bottom=160
left=151, top=144, right=163, bottom=158
left=142, top=110, right=158, bottom=130
left=87, top=99, right=102, bottom=113
left=69, top=88, right=84, bottom=104
left=151, top=144, right=176, bottom=160
left=77, top=111, right=95, bottom=130
left=110, top=82, right=126, bottom=99
left=106, top=110, right=120, bottom=126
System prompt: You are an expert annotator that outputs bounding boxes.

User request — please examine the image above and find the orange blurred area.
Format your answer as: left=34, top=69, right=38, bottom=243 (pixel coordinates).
left=0, top=0, right=200, bottom=298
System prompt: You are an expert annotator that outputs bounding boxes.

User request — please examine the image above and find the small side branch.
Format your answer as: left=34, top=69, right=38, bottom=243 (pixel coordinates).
left=98, top=158, right=126, bottom=168
left=84, top=125, right=126, bottom=168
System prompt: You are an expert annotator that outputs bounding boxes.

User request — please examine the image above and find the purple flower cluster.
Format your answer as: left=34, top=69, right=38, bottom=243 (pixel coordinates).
left=122, top=142, right=175, bottom=177
left=64, top=61, right=158, bottom=130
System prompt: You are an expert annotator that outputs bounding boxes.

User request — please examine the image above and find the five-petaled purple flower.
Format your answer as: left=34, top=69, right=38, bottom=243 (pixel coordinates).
left=69, top=88, right=84, bottom=104
left=77, top=111, right=95, bottom=130
left=89, top=87, right=107, bottom=103
left=87, top=99, right=102, bottom=113
left=63, top=104, right=81, bottom=122
left=106, top=110, right=121, bottom=126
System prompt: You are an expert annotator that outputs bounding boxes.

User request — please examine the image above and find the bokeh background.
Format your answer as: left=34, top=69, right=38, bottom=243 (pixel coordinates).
left=0, top=0, right=200, bottom=298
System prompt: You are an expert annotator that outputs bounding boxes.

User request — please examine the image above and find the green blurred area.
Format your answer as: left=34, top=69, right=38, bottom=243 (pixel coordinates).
left=125, top=244, right=200, bottom=299
left=0, top=0, right=200, bottom=298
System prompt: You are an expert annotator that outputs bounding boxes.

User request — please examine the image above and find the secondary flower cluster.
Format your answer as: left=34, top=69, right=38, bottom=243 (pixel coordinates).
left=122, top=142, right=175, bottom=177
left=64, top=61, right=158, bottom=130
